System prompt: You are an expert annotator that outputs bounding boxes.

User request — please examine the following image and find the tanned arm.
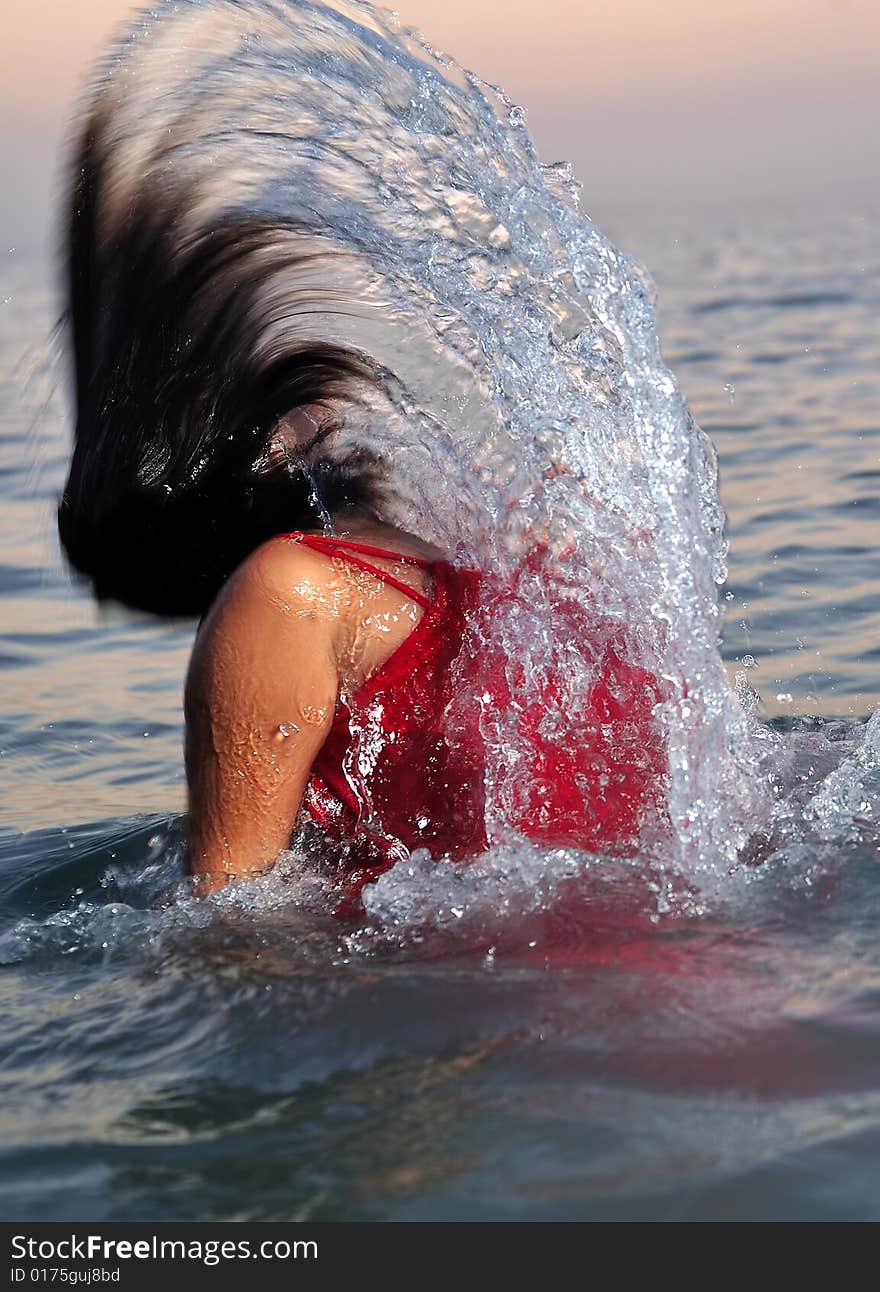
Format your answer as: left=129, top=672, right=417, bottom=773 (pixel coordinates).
left=184, top=542, right=340, bottom=892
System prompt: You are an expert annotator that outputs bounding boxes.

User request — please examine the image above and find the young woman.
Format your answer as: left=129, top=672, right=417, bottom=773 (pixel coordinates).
left=58, top=7, right=668, bottom=912
left=180, top=505, right=666, bottom=906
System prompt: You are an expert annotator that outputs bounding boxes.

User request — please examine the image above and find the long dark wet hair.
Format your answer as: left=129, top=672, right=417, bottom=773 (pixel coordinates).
left=58, top=110, right=381, bottom=618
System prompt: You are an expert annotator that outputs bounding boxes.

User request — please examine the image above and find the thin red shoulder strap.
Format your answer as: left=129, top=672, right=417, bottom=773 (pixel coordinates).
left=309, top=535, right=434, bottom=568
left=285, top=532, right=432, bottom=609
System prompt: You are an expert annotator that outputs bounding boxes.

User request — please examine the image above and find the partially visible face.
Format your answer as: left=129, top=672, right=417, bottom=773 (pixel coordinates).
left=266, top=404, right=337, bottom=466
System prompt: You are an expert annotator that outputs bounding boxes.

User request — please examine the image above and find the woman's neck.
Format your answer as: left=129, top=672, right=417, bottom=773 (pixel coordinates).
left=323, top=508, right=448, bottom=564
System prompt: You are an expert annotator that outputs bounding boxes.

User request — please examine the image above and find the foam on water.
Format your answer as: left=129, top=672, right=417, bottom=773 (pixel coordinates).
left=48, top=0, right=877, bottom=942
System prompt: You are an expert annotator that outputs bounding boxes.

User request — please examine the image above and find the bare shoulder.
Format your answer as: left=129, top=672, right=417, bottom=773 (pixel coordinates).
left=199, top=535, right=347, bottom=639
left=184, top=536, right=344, bottom=889
left=186, top=536, right=344, bottom=711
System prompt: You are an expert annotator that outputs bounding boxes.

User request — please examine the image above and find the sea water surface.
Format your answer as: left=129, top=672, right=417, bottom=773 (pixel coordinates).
left=2, top=203, right=878, bottom=1223
left=2, top=5, right=880, bottom=1223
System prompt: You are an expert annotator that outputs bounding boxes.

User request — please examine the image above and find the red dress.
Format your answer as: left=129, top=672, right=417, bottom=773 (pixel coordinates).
left=287, top=533, right=667, bottom=911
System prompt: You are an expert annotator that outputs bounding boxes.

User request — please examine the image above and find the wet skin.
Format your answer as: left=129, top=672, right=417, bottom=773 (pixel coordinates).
left=185, top=512, right=445, bottom=893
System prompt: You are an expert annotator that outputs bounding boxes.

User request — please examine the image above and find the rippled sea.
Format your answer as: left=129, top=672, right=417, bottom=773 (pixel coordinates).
left=2, top=201, right=880, bottom=1220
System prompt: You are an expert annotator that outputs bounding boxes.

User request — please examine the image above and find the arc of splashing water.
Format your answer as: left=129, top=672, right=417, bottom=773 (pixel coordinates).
left=82, top=0, right=777, bottom=879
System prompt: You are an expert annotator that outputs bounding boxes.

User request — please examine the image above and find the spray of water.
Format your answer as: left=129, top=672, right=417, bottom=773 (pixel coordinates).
left=64, top=0, right=830, bottom=939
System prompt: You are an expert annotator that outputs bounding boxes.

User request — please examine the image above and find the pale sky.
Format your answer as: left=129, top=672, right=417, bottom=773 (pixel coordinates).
left=2, top=0, right=879, bottom=251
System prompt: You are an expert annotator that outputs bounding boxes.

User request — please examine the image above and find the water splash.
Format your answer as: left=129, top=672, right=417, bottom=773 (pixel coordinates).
left=77, top=0, right=804, bottom=913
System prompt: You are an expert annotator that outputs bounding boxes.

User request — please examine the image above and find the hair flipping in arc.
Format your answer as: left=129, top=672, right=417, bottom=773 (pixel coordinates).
left=58, top=109, right=383, bottom=617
